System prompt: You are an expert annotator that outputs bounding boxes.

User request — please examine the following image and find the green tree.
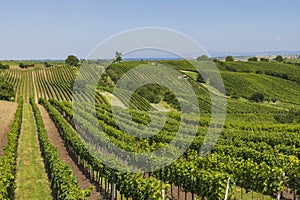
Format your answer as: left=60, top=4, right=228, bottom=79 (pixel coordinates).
left=114, top=51, right=122, bottom=63
left=0, top=78, right=15, bottom=101
left=19, top=63, right=25, bottom=69
left=260, top=58, right=269, bottom=62
left=0, top=63, right=9, bottom=69
left=136, top=84, right=162, bottom=103
left=65, top=55, right=79, bottom=66
left=225, top=56, right=234, bottom=62
left=213, top=58, right=220, bottom=63
left=248, top=57, right=258, bottom=62
left=44, top=62, right=53, bottom=68
left=197, top=73, right=206, bottom=83
left=250, top=92, right=265, bottom=103
left=197, top=55, right=210, bottom=61
left=274, top=55, right=283, bottom=62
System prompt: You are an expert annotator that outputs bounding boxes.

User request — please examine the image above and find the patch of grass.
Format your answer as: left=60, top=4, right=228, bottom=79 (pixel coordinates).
left=284, top=58, right=300, bottom=64
left=234, top=186, right=274, bottom=200
left=179, top=70, right=198, bottom=81
left=15, top=103, right=52, bottom=200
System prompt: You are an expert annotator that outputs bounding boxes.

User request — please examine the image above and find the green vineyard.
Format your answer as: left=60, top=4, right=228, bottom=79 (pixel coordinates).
left=0, top=60, right=299, bottom=200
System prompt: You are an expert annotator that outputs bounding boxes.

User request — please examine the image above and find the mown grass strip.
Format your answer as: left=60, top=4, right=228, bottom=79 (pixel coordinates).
left=15, top=103, right=52, bottom=200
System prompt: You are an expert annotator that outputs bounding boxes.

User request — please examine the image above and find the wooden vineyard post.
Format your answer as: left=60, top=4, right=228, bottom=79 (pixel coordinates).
left=224, top=177, right=231, bottom=200
left=111, top=182, right=115, bottom=200
left=178, top=185, right=180, bottom=200
left=161, top=189, right=165, bottom=200
left=294, top=189, right=298, bottom=200
left=277, top=172, right=286, bottom=200
left=276, top=192, right=281, bottom=200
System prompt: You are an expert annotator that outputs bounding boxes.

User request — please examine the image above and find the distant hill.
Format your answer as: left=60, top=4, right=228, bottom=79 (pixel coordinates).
left=210, top=50, right=300, bottom=57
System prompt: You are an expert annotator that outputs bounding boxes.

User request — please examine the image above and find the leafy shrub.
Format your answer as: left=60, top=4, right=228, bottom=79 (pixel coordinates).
left=248, top=57, right=258, bottom=62
left=225, top=56, right=234, bottom=62
left=0, top=63, right=9, bottom=69
left=0, top=78, right=15, bottom=101
left=197, top=55, right=210, bottom=61
left=164, top=90, right=180, bottom=109
left=19, top=63, right=34, bottom=69
left=196, top=73, right=206, bottom=83
left=19, top=63, right=26, bottom=68
left=44, top=62, right=53, bottom=68
left=274, top=55, right=284, bottom=62
left=135, top=84, right=162, bottom=104
left=260, top=58, right=269, bottom=62
left=249, top=92, right=265, bottom=103
left=65, top=55, right=79, bottom=66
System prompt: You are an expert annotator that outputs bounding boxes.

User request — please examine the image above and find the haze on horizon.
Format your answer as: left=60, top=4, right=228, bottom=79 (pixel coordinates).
left=0, top=0, right=299, bottom=60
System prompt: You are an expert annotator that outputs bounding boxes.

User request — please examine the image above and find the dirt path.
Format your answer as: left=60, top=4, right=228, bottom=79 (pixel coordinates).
left=38, top=105, right=105, bottom=200
left=0, top=101, right=18, bottom=157
left=168, top=184, right=194, bottom=200
left=31, top=71, right=38, bottom=103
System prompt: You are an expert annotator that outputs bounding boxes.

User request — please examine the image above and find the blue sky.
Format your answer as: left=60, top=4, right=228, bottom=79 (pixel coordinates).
left=0, top=0, right=299, bottom=59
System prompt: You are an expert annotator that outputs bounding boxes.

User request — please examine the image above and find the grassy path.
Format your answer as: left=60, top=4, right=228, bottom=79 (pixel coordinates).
left=15, top=103, right=52, bottom=200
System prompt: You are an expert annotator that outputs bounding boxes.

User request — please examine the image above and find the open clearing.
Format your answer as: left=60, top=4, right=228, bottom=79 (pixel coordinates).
left=100, top=91, right=126, bottom=108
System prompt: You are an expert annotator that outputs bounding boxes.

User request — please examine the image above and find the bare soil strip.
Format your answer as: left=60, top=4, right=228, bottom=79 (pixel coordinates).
left=0, top=101, right=18, bottom=157
left=38, top=105, right=105, bottom=200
